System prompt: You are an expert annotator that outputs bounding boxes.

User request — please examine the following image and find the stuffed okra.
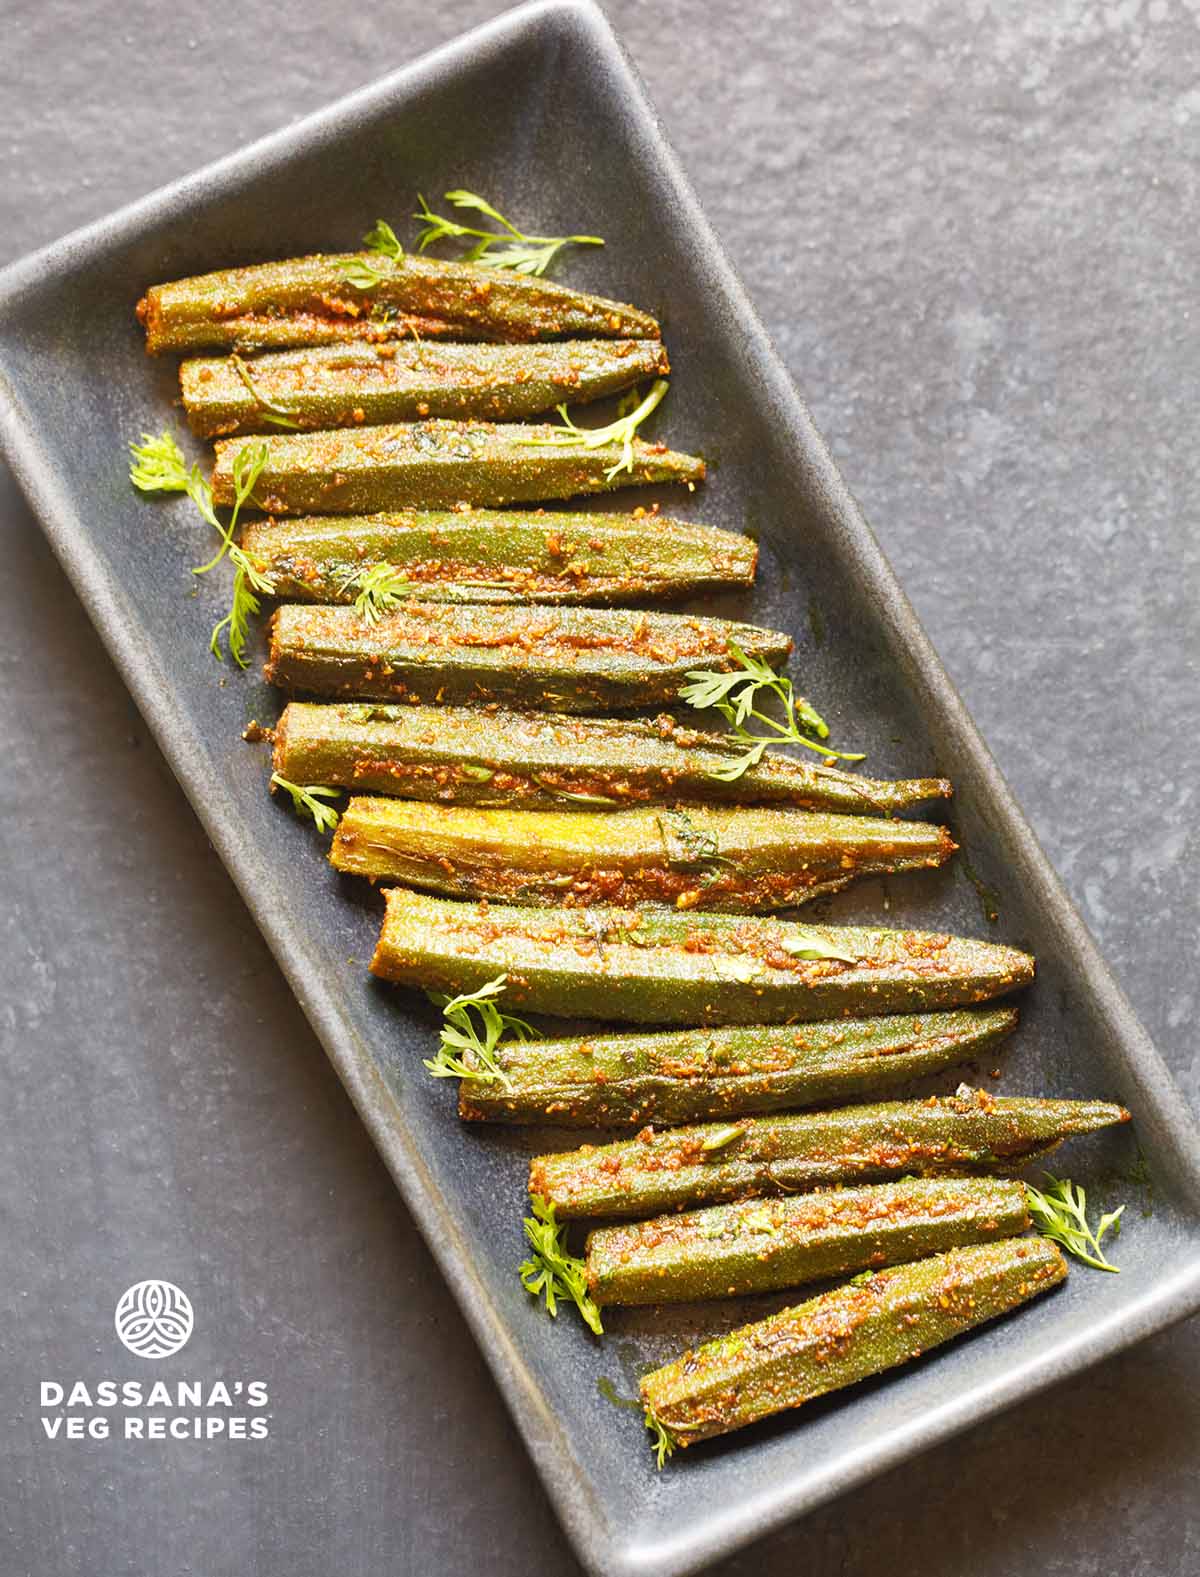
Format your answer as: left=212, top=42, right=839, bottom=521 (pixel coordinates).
left=182, top=340, right=671, bottom=435
left=586, top=1176, right=1031, bottom=1306
left=370, top=889, right=1035, bottom=1024
left=266, top=605, right=790, bottom=712
left=330, top=798, right=956, bottom=911
left=640, top=1237, right=1067, bottom=1450
left=138, top=253, right=661, bottom=354
left=528, top=1087, right=1130, bottom=1218
left=457, top=1007, right=1019, bottom=1127
left=212, top=420, right=705, bottom=514
left=272, top=703, right=952, bottom=815
left=241, top=510, right=756, bottom=605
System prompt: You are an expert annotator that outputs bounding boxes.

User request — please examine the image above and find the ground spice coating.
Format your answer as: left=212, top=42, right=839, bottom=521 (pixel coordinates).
left=456, top=1007, right=1018, bottom=1126
left=273, top=702, right=951, bottom=814
left=266, top=604, right=790, bottom=712
left=181, top=340, right=670, bottom=434
left=639, top=1236, right=1068, bottom=1447
left=242, top=508, right=755, bottom=605
left=330, top=797, right=955, bottom=912
left=586, top=1176, right=1031, bottom=1305
left=528, top=1087, right=1130, bottom=1217
left=369, top=888, right=1037, bottom=1024
left=139, top=252, right=661, bottom=354
left=212, top=418, right=705, bottom=513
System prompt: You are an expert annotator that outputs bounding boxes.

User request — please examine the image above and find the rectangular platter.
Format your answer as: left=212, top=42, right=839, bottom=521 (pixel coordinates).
left=2, top=4, right=1200, bottom=1572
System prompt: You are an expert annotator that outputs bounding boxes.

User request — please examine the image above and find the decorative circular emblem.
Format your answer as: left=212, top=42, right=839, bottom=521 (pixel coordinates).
left=114, top=1280, right=194, bottom=1360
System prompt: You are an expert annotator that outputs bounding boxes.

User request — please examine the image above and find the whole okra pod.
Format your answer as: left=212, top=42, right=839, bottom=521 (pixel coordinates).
left=369, top=889, right=1035, bottom=1024
left=528, top=1087, right=1130, bottom=1218
left=330, top=797, right=956, bottom=911
left=212, top=420, right=705, bottom=513
left=272, top=702, right=952, bottom=815
left=586, top=1176, right=1031, bottom=1306
left=138, top=253, right=661, bottom=354
left=640, top=1237, right=1067, bottom=1450
left=266, top=605, right=791, bottom=712
left=182, top=340, right=670, bottom=435
left=457, top=1007, right=1019, bottom=1127
left=242, top=509, right=756, bottom=605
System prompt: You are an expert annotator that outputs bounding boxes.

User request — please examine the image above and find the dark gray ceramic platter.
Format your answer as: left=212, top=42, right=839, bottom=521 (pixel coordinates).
left=2, top=4, right=1199, bottom=1573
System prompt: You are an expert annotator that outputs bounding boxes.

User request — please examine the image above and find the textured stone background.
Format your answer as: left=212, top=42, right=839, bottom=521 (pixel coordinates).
left=2, top=1, right=1198, bottom=1573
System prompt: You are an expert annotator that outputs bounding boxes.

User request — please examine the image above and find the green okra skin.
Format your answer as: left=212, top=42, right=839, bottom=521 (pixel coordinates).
left=266, top=605, right=791, bottom=713
left=272, top=702, right=953, bottom=815
left=640, top=1237, right=1068, bottom=1448
left=528, top=1088, right=1130, bottom=1219
left=330, top=797, right=956, bottom=912
left=586, top=1176, right=1031, bottom=1306
left=212, top=420, right=705, bottom=513
left=241, top=510, right=756, bottom=605
left=456, top=1007, right=1019, bottom=1127
left=182, top=341, right=671, bottom=436
left=138, top=253, right=661, bottom=354
left=369, top=889, right=1036, bottom=1025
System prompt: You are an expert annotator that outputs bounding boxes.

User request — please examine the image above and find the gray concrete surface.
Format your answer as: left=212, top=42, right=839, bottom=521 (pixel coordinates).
left=2, top=1, right=1198, bottom=1573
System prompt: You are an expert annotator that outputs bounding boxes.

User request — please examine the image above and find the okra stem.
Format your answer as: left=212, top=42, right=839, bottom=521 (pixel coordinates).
left=331, top=797, right=956, bottom=911
left=587, top=1177, right=1031, bottom=1306
left=242, top=510, right=756, bottom=605
left=138, top=253, right=661, bottom=354
left=266, top=605, right=791, bottom=713
left=212, top=420, right=705, bottom=513
left=456, top=1007, right=1019, bottom=1127
left=369, top=889, right=1035, bottom=1024
left=640, top=1237, right=1067, bottom=1448
left=529, top=1088, right=1130, bottom=1218
left=272, top=702, right=952, bottom=815
left=182, top=340, right=670, bottom=435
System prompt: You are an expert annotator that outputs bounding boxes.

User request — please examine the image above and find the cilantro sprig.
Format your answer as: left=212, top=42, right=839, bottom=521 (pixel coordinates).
left=512, top=378, right=669, bottom=481
left=423, top=974, right=535, bottom=1090
left=129, top=430, right=209, bottom=497
left=229, top=354, right=304, bottom=429
left=128, top=430, right=275, bottom=669
left=519, top=1194, right=604, bottom=1336
left=643, top=1405, right=676, bottom=1469
left=269, top=773, right=342, bottom=835
left=680, top=643, right=864, bottom=780
left=335, top=220, right=406, bottom=289
left=337, top=562, right=421, bottom=624
left=1027, top=1174, right=1125, bottom=1272
left=414, top=190, right=603, bottom=277
left=363, top=219, right=404, bottom=259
